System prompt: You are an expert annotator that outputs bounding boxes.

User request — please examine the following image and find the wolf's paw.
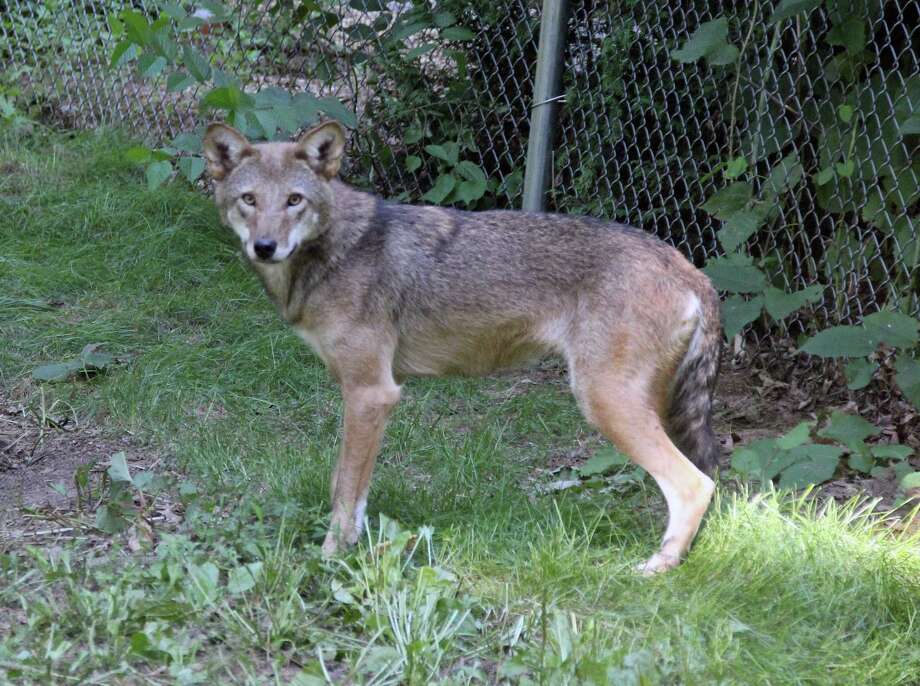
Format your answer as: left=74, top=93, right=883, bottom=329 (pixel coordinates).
left=635, top=551, right=681, bottom=576
left=321, top=532, right=341, bottom=558
left=321, top=524, right=360, bottom=558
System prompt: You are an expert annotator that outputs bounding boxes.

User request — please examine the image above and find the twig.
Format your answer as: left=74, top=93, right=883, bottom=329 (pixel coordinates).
left=1, top=515, right=167, bottom=543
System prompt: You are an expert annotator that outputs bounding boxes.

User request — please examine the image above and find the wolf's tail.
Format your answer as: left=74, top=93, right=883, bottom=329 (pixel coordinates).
left=667, top=286, right=722, bottom=475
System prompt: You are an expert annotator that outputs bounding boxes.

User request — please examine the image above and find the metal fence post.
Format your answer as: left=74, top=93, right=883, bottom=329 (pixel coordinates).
left=521, top=0, right=569, bottom=213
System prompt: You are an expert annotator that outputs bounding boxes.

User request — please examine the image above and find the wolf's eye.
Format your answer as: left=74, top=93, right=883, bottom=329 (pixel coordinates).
left=287, top=193, right=303, bottom=207
left=241, top=193, right=256, bottom=206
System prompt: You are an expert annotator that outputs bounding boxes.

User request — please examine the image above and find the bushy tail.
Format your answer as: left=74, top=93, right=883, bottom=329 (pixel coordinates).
left=667, top=287, right=722, bottom=475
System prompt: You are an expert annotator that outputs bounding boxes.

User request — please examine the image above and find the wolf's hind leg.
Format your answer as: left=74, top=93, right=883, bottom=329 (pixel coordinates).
left=571, top=364, right=714, bottom=574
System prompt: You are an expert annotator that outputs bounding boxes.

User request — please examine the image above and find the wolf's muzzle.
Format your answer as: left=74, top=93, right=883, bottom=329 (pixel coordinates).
left=254, top=238, right=277, bottom=261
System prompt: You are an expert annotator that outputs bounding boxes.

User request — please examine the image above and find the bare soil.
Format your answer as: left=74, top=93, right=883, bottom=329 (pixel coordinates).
left=0, top=390, right=167, bottom=542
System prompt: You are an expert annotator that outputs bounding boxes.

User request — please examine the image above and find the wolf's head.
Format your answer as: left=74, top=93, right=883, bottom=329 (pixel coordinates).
left=202, top=121, right=346, bottom=263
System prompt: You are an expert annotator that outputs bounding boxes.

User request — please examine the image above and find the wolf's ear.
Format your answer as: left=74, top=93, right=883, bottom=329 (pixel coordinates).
left=202, top=124, right=253, bottom=180
left=296, top=121, right=346, bottom=179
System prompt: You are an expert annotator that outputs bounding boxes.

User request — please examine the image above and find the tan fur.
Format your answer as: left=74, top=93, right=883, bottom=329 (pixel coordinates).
left=202, top=121, right=723, bottom=573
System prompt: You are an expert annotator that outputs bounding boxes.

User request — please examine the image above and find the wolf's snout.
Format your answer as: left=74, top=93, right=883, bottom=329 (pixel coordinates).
left=253, top=238, right=277, bottom=261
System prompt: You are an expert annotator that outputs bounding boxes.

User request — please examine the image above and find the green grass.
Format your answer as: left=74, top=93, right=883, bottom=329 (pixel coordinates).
left=1, top=130, right=919, bottom=685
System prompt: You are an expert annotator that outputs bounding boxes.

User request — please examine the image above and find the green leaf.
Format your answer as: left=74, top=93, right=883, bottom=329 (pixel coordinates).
left=121, top=9, right=152, bottom=46
left=172, top=133, right=202, bottom=153
left=146, top=160, right=173, bottom=190
left=201, top=86, right=255, bottom=112
left=776, top=422, right=813, bottom=450
left=178, top=156, right=206, bottom=183
left=900, top=112, right=920, bottom=136
left=708, top=43, right=740, bottom=66
left=763, top=285, right=824, bottom=320
left=900, top=472, right=920, bottom=491
left=894, top=356, right=920, bottom=408
left=159, top=2, right=186, bottom=20
left=718, top=209, right=766, bottom=252
left=80, top=345, right=113, bottom=369
left=845, top=358, right=877, bottom=390
left=95, top=504, right=130, bottom=534
left=289, top=92, right=322, bottom=127
left=182, top=44, right=211, bottom=82
left=827, top=18, right=865, bottom=55
left=434, top=12, right=456, bottom=27
left=837, top=104, right=854, bottom=123
left=862, top=311, right=919, bottom=348
left=703, top=253, right=767, bottom=293
left=578, top=448, right=629, bottom=477
left=799, top=325, right=878, bottom=357
left=871, top=444, right=913, bottom=460
left=763, top=449, right=806, bottom=481
left=730, top=448, right=759, bottom=477
left=671, top=18, right=737, bottom=66
left=893, top=461, right=914, bottom=481
left=405, top=155, right=422, bottom=172
left=109, top=14, right=125, bottom=38
left=777, top=445, right=843, bottom=488
left=391, top=20, right=429, bottom=41
left=349, top=0, right=387, bottom=10
left=166, top=71, right=195, bottom=92
left=422, top=174, right=456, bottom=204
left=227, top=562, right=263, bottom=594
left=252, top=109, right=279, bottom=138
left=32, top=360, right=84, bottom=382
left=454, top=162, right=488, bottom=203
left=454, top=160, right=486, bottom=182
left=702, top=182, right=752, bottom=220
left=107, top=452, right=133, bottom=483
left=769, top=0, right=822, bottom=24
left=110, top=39, right=136, bottom=68
left=722, top=295, right=764, bottom=339
left=137, top=54, right=166, bottom=78
left=404, top=121, right=426, bottom=145
left=406, top=43, right=437, bottom=59
left=425, top=143, right=460, bottom=165
left=455, top=179, right=487, bottom=204
left=125, top=145, right=152, bottom=164
left=724, top=156, right=748, bottom=179
left=818, top=411, right=880, bottom=451
left=178, top=15, right=206, bottom=31
left=441, top=26, right=475, bottom=41
left=847, top=450, right=875, bottom=474
left=835, top=159, right=855, bottom=178
left=317, top=97, right=357, bottom=128
left=186, top=562, right=220, bottom=604
left=765, top=153, right=803, bottom=195
left=814, top=166, right=836, bottom=185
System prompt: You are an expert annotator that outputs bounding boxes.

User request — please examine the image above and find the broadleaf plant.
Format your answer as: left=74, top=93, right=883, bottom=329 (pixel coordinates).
left=109, top=2, right=355, bottom=188
left=732, top=414, right=913, bottom=487
left=799, top=310, right=920, bottom=409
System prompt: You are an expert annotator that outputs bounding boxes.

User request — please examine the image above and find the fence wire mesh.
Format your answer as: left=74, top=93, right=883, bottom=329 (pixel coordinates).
left=1, top=0, right=918, bottom=339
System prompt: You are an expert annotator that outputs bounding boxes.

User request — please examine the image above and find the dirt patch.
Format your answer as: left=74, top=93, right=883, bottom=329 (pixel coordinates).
left=0, top=390, right=169, bottom=542
left=0, top=161, right=24, bottom=176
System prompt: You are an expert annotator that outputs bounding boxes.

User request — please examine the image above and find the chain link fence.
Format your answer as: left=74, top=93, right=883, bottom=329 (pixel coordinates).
left=2, top=0, right=918, bottom=338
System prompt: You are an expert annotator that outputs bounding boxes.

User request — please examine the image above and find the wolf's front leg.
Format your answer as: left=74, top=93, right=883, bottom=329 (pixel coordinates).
left=322, top=380, right=401, bottom=557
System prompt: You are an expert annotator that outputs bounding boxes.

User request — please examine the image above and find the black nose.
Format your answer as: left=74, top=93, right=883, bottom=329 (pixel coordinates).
left=253, top=238, right=277, bottom=260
